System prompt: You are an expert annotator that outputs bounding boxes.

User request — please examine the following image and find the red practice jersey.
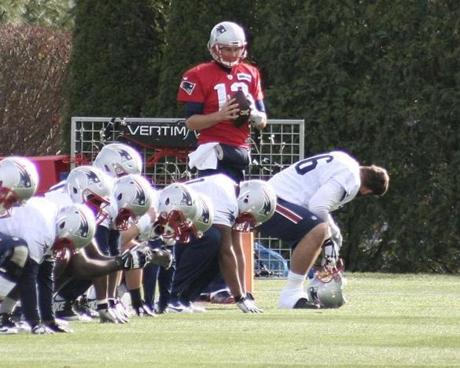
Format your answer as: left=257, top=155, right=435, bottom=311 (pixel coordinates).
left=177, top=61, right=264, bottom=147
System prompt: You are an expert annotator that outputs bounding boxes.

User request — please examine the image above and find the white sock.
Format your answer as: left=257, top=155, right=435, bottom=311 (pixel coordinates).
left=284, top=271, right=306, bottom=291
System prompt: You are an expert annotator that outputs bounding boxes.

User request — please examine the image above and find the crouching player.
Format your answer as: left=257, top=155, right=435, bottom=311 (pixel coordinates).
left=257, top=150, right=389, bottom=309
left=164, top=175, right=277, bottom=313
left=0, top=195, right=165, bottom=334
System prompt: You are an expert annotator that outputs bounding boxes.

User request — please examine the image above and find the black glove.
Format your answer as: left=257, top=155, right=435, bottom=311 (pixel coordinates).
left=235, top=295, right=263, bottom=313
left=118, top=243, right=153, bottom=270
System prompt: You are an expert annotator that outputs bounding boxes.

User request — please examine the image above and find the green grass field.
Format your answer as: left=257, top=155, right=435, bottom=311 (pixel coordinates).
left=1, top=273, right=459, bottom=368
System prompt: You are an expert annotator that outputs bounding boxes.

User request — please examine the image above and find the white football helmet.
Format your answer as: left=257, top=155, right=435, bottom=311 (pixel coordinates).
left=208, top=21, right=247, bottom=68
left=54, top=203, right=96, bottom=251
left=155, top=182, right=199, bottom=243
left=234, top=180, right=277, bottom=232
left=65, top=165, right=113, bottom=223
left=307, top=268, right=347, bottom=309
left=192, top=193, right=214, bottom=238
left=0, top=156, right=39, bottom=215
left=93, top=143, right=143, bottom=178
left=112, top=174, right=154, bottom=230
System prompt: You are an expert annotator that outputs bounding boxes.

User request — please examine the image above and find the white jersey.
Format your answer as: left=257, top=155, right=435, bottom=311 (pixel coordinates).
left=269, top=151, right=361, bottom=217
left=44, top=184, right=73, bottom=210
left=186, top=174, right=239, bottom=227
left=0, top=197, right=58, bottom=263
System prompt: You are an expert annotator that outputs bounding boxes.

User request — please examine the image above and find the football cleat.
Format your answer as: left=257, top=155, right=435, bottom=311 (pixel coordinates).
left=293, top=298, right=320, bottom=309
left=74, top=296, right=99, bottom=319
left=186, top=302, right=206, bottom=313
left=278, top=289, right=317, bottom=309
left=55, top=299, right=90, bottom=322
left=45, top=320, right=74, bottom=333
left=209, top=288, right=234, bottom=304
left=0, top=313, right=18, bottom=334
left=165, top=301, right=193, bottom=314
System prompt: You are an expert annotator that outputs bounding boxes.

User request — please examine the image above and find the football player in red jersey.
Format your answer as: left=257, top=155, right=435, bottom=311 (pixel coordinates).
left=177, top=22, right=268, bottom=303
left=177, top=21, right=267, bottom=184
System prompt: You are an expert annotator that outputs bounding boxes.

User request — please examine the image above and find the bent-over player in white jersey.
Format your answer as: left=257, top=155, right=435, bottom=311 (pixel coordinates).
left=166, top=174, right=276, bottom=313
left=258, top=150, right=389, bottom=309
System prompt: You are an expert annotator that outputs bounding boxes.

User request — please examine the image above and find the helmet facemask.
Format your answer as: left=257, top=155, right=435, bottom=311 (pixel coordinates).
left=52, top=237, right=75, bottom=254
left=233, top=212, right=257, bottom=232
left=154, top=210, right=194, bottom=244
left=210, top=44, right=247, bottom=68
left=82, top=190, right=110, bottom=225
left=115, top=207, right=137, bottom=231
left=0, top=186, right=21, bottom=217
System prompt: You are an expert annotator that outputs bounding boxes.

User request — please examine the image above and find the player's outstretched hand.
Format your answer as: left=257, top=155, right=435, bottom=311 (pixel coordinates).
left=236, top=295, right=263, bottom=313
left=150, top=248, right=174, bottom=270
left=118, top=243, right=153, bottom=270
left=31, top=324, right=55, bottom=335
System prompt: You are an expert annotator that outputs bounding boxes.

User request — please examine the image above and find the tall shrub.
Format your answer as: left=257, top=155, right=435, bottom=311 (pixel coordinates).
left=63, top=0, right=167, bottom=151
left=0, top=24, right=71, bottom=155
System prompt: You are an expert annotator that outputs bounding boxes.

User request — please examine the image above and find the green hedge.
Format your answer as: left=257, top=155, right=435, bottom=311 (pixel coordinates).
left=253, top=0, right=460, bottom=272
left=64, top=1, right=460, bottom=272
left=62, top=0, right=167, bottom=151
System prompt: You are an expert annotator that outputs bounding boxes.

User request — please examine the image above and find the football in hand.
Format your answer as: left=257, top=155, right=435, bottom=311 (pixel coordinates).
left=232, top=89, right=251, bottom=127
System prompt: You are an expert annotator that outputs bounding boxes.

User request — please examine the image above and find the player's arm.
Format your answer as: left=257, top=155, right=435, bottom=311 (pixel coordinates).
left=248, top=72, right=267, bottom=129
left=67, top=242, right=157, bottom=279
left=83, top=240, right=114, bottom=261
left=248, top=98, right=267, bottom=130
left=185, top=99, right=240, bottom=130
left=308, top=180, right=346, bottom=222
left=231, top=229, right=246, bottom=292
left=308, top=180, right=346, bottom=248
left=216, top=224, right=244, bottom=300
left=67, top=251, right=121, bottom=279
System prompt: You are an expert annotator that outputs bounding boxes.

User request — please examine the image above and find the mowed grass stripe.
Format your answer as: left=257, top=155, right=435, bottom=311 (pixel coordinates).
left=1, top=274, right=459, bottom=368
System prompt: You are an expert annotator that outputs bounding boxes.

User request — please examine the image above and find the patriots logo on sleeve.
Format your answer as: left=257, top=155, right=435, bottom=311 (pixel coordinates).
left=180, top=79, right=196, bottom=95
